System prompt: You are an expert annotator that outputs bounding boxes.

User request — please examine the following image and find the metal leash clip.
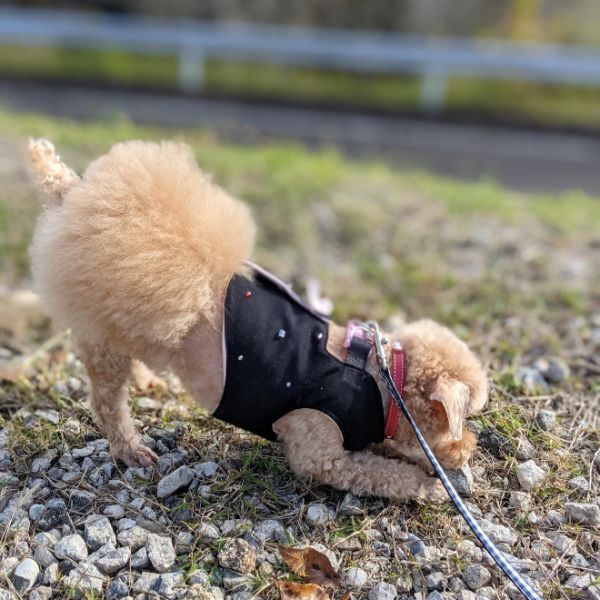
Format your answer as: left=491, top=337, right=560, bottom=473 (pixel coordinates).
left=365, top=320, right=388, bottom=370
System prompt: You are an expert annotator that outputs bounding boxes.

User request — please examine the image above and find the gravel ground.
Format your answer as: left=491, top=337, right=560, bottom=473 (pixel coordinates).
left=0, top=116, right=599, bottom=599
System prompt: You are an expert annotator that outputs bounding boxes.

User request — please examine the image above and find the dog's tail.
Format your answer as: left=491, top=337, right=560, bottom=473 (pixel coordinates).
left=28, top=138, right=80, bottom=207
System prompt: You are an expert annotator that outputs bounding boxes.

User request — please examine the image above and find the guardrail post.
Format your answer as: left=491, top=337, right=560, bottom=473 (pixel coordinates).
left=420, top=67, right=447, bottom=113
left=177, top=46, right=205, bottom=93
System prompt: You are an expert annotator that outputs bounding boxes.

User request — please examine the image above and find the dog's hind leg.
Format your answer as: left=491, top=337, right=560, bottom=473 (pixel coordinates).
left=79, top=342, right=158, bottom=467
left=274, top=409, right=448, bottom=503
left=131, top=360, right=167, bottom=392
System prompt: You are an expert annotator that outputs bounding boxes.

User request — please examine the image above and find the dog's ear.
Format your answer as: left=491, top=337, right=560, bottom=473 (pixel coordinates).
left=430, top=380, right=470, bottom=440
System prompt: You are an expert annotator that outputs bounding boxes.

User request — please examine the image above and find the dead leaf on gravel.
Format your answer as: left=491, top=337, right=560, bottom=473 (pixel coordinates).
left=278, top=545, right=340, bottom=588
left=278, top=581, right=331, bottom=600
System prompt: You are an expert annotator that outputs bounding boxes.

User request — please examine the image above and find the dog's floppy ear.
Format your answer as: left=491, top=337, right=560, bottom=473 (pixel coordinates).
left=430, top=380, right=470, bottom=440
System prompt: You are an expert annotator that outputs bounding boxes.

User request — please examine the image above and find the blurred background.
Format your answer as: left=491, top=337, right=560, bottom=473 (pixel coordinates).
left=0, top=5, right=598, bottom=600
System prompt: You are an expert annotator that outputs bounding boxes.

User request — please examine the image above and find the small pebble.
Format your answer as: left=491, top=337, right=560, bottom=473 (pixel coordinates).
left=344, top=566, right=369, bottom=587
left=305, top=503, right=333, bottom=525
left=12, top=557, right=40, bottom=593
left=146, top=533, right=176, bottom=572
left=463, top=564, right=491, bottom=590
left=157, top=465, right=194, bottom=498
left=533, top=356, right=570, bottom=383
left=565, top=502, right=600, bottom=526
left=218, top=538, right=257, bottom=574
left=516, top=460, right=546, bottom=491
left=534, top=409, right=556, bottom=431
left=368, top=582, right=397, bottom=600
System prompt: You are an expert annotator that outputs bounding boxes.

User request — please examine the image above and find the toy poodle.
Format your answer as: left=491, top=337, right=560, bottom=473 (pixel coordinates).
left=27, top=139, right=488, bottom=503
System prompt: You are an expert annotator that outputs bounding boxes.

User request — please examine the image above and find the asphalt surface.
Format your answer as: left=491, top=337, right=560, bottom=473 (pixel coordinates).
left=2, top=80, right=600, bottom=194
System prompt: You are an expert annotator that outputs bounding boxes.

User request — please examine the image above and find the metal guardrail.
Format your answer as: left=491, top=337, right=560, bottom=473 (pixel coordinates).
left=2, top=7, right=600, bottom=111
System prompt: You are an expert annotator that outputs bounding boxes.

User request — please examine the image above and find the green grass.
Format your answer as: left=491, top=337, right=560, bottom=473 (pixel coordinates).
left=3, top=45, right=600, bottom=128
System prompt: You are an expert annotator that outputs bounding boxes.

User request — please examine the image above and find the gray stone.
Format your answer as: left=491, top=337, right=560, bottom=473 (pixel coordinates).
left=221, top=519, right=252, bottom=537
left=103, top=504, right=126, bottom=519
left=12, top=557, right=40, bottom=593
left=157, top=572, right=184, bottom=599
left=132, top=571, right=160, bottom=594
left=131, top=546, right=149, bottom=569
left=565, top=573, right=593, bottom=589
left=34, top=544, right=57, bottom=568
left=515, top=367, right=549, bottom=393
left=344, top=566, right=369, bottom=587
left=251, top=519, right=286, bottom=544
left=546, top=532, right=576, bottom=556
left=0, top=471, right=18, bottom=486
left=515, top=437, right=535, bottom=460
left=339, top=492, right=363, bottom=516
left=42, top=563, right=60, bottom=585
left=407, top=534, right=430, bottom=558
left=588, top=585, right=600, bottom=600
left=571, top=553, right=590, bottom=568
left=463, top=564, right=491, bottom=590
left=426, top=572, right=445, bottom=590
left=29, top=503, right=45, bottom=521
left=456, top=540, right=482, bottom=562
left=458, top=591, right=477, bottom=600
left=189, top=568, right=210, bottom=586
left=516, top=460, right=546, bottom=490
left=117, top=525, right=149, bottom=550
left=117, top=517, right=137, bottom=531
left=566, top=502, right=600, bottom=526
left=63, top=560, right=106, bottom=599
left=31, top=449, right=57, bottom=473
left=222, top=569, right=252, bottom=591
left=534, top=409, right=556, bottom=431
left=54, top=534, right=88, bottom=561
left=72, top=446, right=95, bottom=458
left=95, top=546, right=131, bottom=574
left=70, top=489, right=96, bottom=510
left=568, top=475, right=589, bottom=493
left=545, top=510, right=565, bottom=527
left=508, top=491, right=532, bottom=511
left=106, top=579, right=130, bottom=600
left=157, top=465, right=194, bottom=498
left=446, top=465, right=473, bottom=496
left=195, top=461, right=220, bottom=478
left=158, top=451, right=187, bottom=475
left=29, top=585, right=53, bottom=600
left=533, top=356, right=570, bottom=383
left=218, top=538, right=256, bottom=574
left=480, top=519, right=518, bottom=546
left=196, top=522, right=220, bottom=541
left=85, top=516, right=116, bottom=551
left=305, top=503, right=333, bottom=525
left=146, top=533, right=176, bottom=572
left=368, top=582, right=397, bottom=600
left=37, top=498, right=68, bottom=531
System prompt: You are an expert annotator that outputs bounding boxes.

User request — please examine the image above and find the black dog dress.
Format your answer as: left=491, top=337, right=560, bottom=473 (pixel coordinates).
left=214, top=265, right=384, bottom=451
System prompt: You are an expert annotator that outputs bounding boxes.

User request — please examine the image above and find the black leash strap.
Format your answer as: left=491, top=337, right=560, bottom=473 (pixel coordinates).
left=380, top=367, right=543, bottom=600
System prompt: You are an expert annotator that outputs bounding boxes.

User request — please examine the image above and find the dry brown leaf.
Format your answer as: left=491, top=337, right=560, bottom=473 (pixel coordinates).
left=278, top=581, right=331, bottom=600
left=340, top=593, right=352, bottom=600
left=278, top=545, right=340, bottom=589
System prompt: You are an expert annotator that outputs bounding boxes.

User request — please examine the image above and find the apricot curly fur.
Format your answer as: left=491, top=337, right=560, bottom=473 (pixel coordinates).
left=28, top=139, right=488, bottom=502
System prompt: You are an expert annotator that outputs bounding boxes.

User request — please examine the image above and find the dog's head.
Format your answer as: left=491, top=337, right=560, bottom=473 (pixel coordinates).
left=385, top=319, right=488, bottom=469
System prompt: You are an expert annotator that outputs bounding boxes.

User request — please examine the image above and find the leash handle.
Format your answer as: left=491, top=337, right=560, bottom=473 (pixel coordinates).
left=379, top=367, right=543, bottom=600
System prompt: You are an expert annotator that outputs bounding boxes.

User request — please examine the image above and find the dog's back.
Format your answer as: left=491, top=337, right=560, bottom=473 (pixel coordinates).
left=28, top=139, right=255, bottom=350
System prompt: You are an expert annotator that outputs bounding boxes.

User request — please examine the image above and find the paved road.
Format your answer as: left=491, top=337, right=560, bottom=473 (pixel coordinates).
left=2, top=80, right=600, bottom=194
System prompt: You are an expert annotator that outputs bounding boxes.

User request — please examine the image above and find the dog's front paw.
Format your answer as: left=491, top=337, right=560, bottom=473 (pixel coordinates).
left=419, top=478, right=450, bottom=503
left=116, top=444, right=159, bottom=467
